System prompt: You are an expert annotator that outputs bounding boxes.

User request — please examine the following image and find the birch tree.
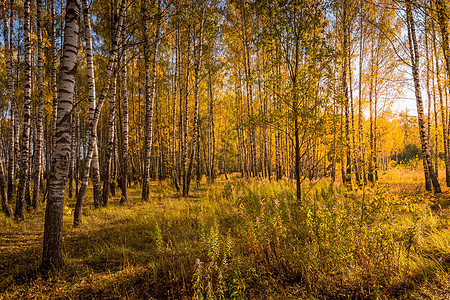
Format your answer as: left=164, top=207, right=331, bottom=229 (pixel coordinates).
left=14, top=0, right=32, bottom=220
left=32, top=0, right=45, bottom=208
left=3, top=1, right=16, bottom=201
left=74, top=0, right=126, bottom=225
left=142, top=0, right=161, bottom=201
left=42, top=0, right=80, bottom=270
left=405, top=0, right=441, bottom=195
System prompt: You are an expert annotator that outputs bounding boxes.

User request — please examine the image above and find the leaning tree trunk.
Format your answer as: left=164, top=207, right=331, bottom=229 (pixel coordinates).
left=406, top=0, right=441, bottom=195
left=33, top=0, right=45, bottom=208
left=74, top=0, right=125, bottom=225
left=42, top=0, right=80, bottom=270
left=15, top=0, right=32, bottom=221
left=142, top=0, right=161, bottom=201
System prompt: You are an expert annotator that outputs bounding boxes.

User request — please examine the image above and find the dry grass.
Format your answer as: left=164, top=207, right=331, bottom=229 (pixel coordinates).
left=0, top=171, right=449, bottom=299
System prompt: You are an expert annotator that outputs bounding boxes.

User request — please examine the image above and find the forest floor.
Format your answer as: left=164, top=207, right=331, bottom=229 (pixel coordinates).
left=0, top=168, right=449, bottom=299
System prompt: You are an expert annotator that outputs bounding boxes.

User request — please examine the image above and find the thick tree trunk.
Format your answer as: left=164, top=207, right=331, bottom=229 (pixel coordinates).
left=406, top=0, right=441, bottom=195
left=42, top=0, right=80, bottom=270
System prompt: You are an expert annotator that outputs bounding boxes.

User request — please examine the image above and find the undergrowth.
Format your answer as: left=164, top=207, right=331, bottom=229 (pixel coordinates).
left=0, top=174, right=449, bottom=299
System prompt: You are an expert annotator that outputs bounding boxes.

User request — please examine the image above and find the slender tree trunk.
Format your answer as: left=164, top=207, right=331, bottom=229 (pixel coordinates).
left=0, top=134, right=10, bottom=216
left=368, top=39, right=375, bottom=184
left=358, top=0, right=366, bottom=185
left=348, top=37, right=359, bottom=185
left=432, top=21, right=450, bottom=187
left=90, top=55, right=102, bottom=202
left=436, top=0, right=450, bottom=186
left=406, top=0, right=441, bottom=195
left=208, top=70, right=216, bottom=182
left=74, top=0, right=125, bottom=225
left=425, top=19, right=438, bottom=179
left=32, top=0, right=45, bottom=208
left=75, top=110, right=80, bottom=197
left=51, top=0, right=58, bottom=173
left=182, top=24, right=192, bottom=195
left=342, top=1, right=352, bottom=188
left=42, top=0, right=80, bottom=270
left=185, top=10, right=204, bottom=196
left=121, top=54, right=129, bottom=202
left=3, top=3, right=16, bottom=202
left=240, top=2, right=257, bottom=177
left=15, top=0, right=32, bottom=221
left=68, top=91, right=76, bottom=199
left=294, top=106, right=301, bottom=202
left=78, top=0, right=101, bottom=207
left=102, top=76, right=117, bottom=207
left=142, top=0, right=161, bottom=201
left=172, top=33, right=180, bottom=191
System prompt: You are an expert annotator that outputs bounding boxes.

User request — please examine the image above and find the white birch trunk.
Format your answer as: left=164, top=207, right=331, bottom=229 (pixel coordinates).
left=42, top=0, right=80, bottom=270
left=74, top=0, right=126, bottom=225
left=142, top=0, right=161, bottom=201
left=33, top=0, right=44, bottom=208
left=121, top=54, right=129, bottom=202
left=14, top=0, right=32, bottom=220
left=406, top=0, right=442, bottom=195
left=3, top=4, right=16, bottom=201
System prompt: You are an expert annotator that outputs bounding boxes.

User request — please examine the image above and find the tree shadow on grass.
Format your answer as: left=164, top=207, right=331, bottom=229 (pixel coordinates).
left=0, top=209, right=203, bottom=299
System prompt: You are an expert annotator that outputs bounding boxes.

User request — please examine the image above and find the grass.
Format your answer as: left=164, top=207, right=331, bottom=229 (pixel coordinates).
left=0, top=169, right=449, bottom=299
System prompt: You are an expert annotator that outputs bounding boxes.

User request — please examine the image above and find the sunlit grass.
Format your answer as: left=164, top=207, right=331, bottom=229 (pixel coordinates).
left=0, top=172, right=449, bottom=299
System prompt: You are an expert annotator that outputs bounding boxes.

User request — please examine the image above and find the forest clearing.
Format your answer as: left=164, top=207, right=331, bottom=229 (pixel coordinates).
left=0, top=169, right=449, bottom=299
left=2, top=0, right=450, bottom=298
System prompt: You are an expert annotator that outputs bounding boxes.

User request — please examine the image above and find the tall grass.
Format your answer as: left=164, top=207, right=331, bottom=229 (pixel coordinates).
left=0, top=176, right=448, bottom=299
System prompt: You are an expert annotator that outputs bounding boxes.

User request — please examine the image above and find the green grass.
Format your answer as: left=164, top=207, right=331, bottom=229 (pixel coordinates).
left=0, top=173, right=449, bottom=299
